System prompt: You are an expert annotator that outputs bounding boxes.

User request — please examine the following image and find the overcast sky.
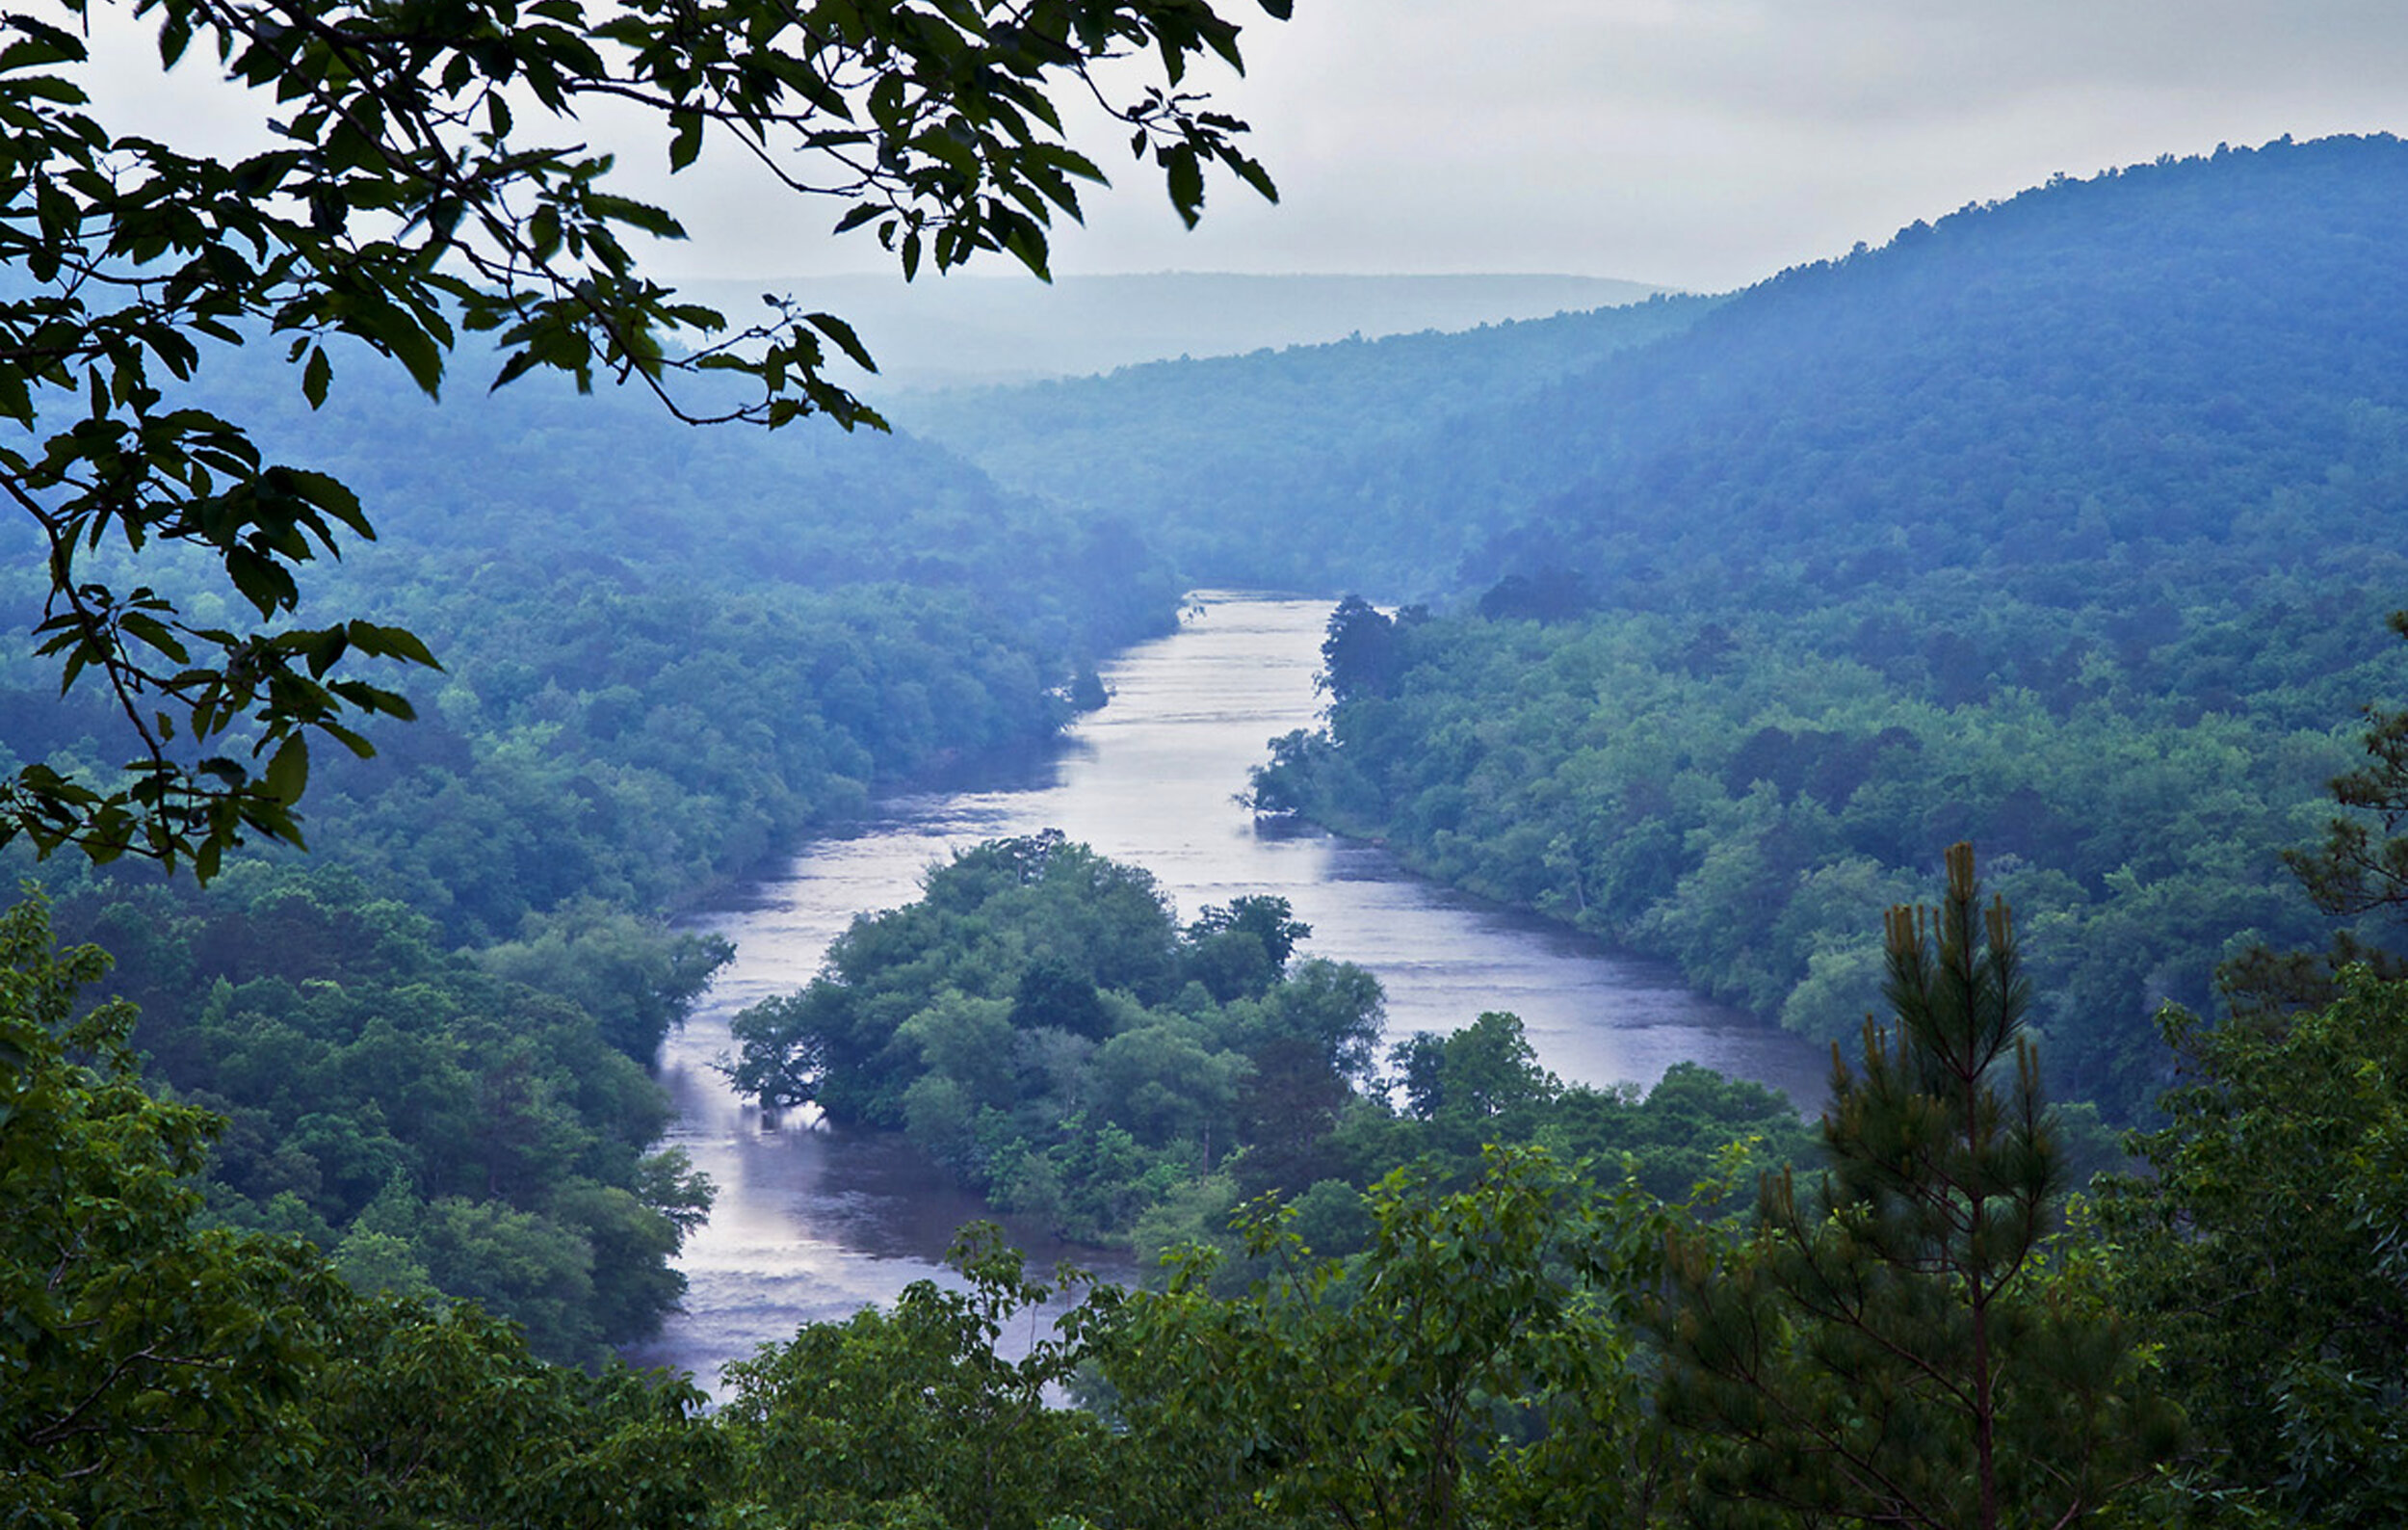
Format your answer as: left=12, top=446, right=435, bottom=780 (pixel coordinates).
left=82, top=0, right=2408, bottom=293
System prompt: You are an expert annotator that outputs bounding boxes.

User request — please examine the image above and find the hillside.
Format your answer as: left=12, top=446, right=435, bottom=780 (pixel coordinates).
left=683, top=271, right=1670, bottom=392
left=904, top=294, right=1719, bottom=590
left=0, top=262, right=1684, bottom=1364
left=909, top=135, right=2408, bottom=1119
left=1456, top=134, right=2408, bottom=620
left=0, top=330, right=1183, bottom=1362
left=922, top=133, right=2408, bottom=614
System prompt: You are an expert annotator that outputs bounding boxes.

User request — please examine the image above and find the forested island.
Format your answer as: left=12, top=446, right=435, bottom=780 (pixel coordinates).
left=6, top=3, right=2408, bottom=1515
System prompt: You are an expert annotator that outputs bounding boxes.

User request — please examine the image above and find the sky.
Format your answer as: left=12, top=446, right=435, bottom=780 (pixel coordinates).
left=77, top=0, right=2408, bottom=293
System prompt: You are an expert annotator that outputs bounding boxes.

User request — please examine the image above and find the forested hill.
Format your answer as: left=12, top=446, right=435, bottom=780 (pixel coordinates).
left=918, top=133, right=2408, bottom=609
left=0, top=329, right=1186, bottom=1363
left=0, top=331, right=1182, bottom=938
left=91, top=329, right=1178, bottom=650
left=915, top=134, right=2408, bottom=1121
left=1453, top=132, right=2408, bottom=615
left=901, top=294, right=1719, bottom=592
left=686, top=271, right=1669, bottom=390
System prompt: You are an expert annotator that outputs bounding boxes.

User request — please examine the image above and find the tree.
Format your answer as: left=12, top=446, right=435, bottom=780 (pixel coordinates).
left=0, top=891, right=345, bottom=1523
left=1320, top=594, right=1403, bottom=703
left=722, top=982, right=835, bottom=1111
left=2221, top=607, right=2408, bottom=1012
left=0, top=889, right=722, bottom=1523
left=1392, top=1009, right=1556, bottom=1125
left=2093, top=969, right=2408, bottom=1525
left=1254, top=952, right=1382, bottom=1084
left=2284, top=610, right=2408, bottom=921
left=1101, top=1147, right=1682, bottom=1530
left=293, top=1297, right=725, bottom=1529
left=1653, top=843, right=2174, bottom=1528
left=475, top=900, right=733, bottom=1062
left=0, top=0, right=1287, bottom=874
left=2099, top=630, right=2408, bottom=1520
left=1184, top=892, right=1311, bottom=1000
left=1010, top=951, right=1114, bottom=1040
left=719, top=1224, right=1115, bottom=1530
left=1189, top=892, right=1311, bottom=968
left=1227, top=1033, right=1349, bottom=1199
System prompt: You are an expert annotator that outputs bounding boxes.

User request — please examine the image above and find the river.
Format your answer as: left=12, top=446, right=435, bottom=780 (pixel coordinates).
left=622, top=593, right=1824, bottom=1393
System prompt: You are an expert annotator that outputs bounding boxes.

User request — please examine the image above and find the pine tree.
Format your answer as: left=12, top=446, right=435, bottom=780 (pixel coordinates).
left=1654, top=843, right=2174, bottom=1528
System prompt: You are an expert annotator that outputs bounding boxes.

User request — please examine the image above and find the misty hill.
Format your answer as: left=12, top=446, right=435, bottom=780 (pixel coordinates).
left=903, top=294, right=1720, bottom=588
left=919, top=134, right=2408, bottom=617
left=1141, top=134, right=2408, bottom=1121
left=681, top=271, right=1667, bottom=391
left=0, top=325, right=1180, bottom=946
left=0, top=323, right=1174, bottom=651
left=1453, top=134, right=2408, bottom=617
left=902, top=133, right=2408, bottom=1121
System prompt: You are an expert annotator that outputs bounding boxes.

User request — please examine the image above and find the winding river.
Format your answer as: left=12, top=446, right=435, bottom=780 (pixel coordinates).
left=622, top=594, right=1824, bottom=1393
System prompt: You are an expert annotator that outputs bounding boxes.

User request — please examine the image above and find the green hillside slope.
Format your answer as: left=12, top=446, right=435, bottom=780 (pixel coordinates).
left=905, top=295, right=1718, bottom=592
left=919, top=134, right=2408, bottom=1117
left=0, top=332, right=1181, bottom=1358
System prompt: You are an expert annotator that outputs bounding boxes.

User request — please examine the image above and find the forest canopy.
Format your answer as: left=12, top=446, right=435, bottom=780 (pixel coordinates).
left=11, top=102, right=2408, bottom=1524
left=0, top=0, right=1288, bottom=1381
left=24, top=831, right=2397, bottom=1524
left=920, top=137, right=2408, bottom=1120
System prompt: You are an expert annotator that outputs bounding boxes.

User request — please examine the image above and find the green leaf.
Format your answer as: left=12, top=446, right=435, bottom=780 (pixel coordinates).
left=803, top=313, right=877, bottom=371
left=347, top=621, right=440, bottom=670
left=263, top=733, right=309, bottom=804
left=118, top=611, right=189, bottom=664
left=302, top=346, right=331, bottom=409
left=1165, top=145, right=1204, bottom=228
left=667, top=110, right=702, bottom=172
left=320, top=721, right=377, bottom=759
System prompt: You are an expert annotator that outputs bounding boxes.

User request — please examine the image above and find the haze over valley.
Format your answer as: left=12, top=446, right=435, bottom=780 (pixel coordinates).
left=10, top=5, right=2408, bottom=1514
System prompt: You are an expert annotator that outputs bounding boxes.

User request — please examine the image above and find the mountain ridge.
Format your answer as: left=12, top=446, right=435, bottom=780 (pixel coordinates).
left=912, top=132, right=2408, bottom=609
left=678, top=271, right=1671, bottom=391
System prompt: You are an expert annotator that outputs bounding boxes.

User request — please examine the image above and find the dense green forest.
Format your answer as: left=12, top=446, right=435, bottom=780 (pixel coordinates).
left=1249, top=594, right=2379, bottom=1118
left=16, top=108, right=2408, bottom=1524
left=904, top=293, right=1719, bottom=591
left=923, top=135, right=2408, bottom=608
left=720, top=831, right=1816, bottom=1259
left=0, top=330, right=1192, bottom=1359
left=916, top=135, right=2408, bottom=1120
left=20, top=826, right=2408, bottom=1524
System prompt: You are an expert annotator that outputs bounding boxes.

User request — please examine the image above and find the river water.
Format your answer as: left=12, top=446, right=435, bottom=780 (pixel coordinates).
left=623, top=593, right=1824, bottom=1392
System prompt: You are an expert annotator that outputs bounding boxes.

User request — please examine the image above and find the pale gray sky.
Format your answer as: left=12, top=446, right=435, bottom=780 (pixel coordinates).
left=78, top=0, right=2408, bottom=292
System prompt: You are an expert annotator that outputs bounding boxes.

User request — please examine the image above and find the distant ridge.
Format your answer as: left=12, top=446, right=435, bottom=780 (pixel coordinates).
left=677, top=272, right=1668, bottom=391
left=1446, top=132, right=2408, bottom=602
left=915, top=133, right=2408, bottom=603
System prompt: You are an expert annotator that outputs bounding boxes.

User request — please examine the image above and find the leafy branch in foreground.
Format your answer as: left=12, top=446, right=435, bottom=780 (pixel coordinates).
left=0, top=0, right=1286, bottom=874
